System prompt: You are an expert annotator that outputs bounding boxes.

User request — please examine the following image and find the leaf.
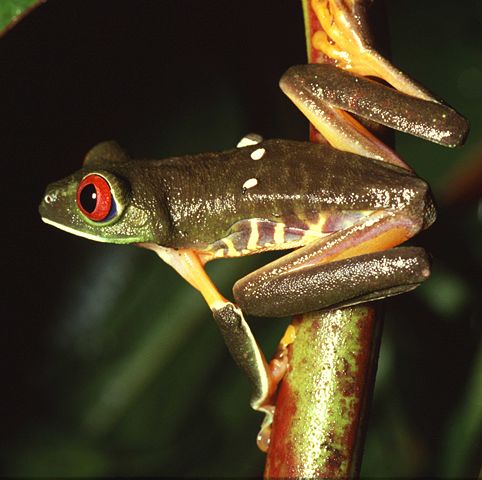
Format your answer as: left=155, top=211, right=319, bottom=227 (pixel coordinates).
left=0, top=0, right=43, bottom=37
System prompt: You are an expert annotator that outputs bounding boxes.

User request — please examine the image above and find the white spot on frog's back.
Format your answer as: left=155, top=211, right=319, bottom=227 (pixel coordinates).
left=242, top=178, right=258, bottom=191
left=250, top=148, right=266, bottom=161
left=237, top=133, right=263, bottom=148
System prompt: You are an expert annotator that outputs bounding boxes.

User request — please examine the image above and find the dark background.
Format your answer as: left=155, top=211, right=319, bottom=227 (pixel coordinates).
left=2, top=0, right=481, bottom=477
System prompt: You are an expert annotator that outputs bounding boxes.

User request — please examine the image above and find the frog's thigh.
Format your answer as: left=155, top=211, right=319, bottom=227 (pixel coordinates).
left=235, top=246, right=430, bottom=317
left=280, top=65, right=409, bottom=169
left=234, top=211, right=429, bottom=317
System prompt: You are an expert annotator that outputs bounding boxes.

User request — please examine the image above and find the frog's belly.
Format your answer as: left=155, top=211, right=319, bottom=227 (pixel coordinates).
left=201, top=210, right=373, bottom=260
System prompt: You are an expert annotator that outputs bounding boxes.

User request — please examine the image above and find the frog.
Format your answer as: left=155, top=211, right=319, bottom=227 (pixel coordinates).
left=39, top=0, right=469, bottom=448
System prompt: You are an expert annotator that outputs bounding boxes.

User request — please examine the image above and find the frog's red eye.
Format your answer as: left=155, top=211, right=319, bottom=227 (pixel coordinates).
left=76, top=174, right=114, bottom=222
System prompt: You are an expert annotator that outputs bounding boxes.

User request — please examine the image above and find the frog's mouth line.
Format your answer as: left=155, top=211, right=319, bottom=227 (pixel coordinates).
left=41, top=216, right=145, bottom=245
left=41, top=216, right=109, bottom=242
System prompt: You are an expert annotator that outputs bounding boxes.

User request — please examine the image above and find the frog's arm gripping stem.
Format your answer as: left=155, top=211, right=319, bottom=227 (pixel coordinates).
left=145, top=244, right=274, bottom=418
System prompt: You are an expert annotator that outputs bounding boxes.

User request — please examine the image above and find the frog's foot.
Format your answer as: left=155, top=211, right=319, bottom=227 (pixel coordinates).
left=280, top=65, right=408, bottom=169
left=254, top=323, right=298, bottom=452
left=256, top=406, right=275, bottom=453
left=311, top=0, right=435, bottom=99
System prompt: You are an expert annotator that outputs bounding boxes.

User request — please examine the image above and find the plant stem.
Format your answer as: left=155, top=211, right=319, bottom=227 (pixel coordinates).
left=264, top=307, right=381, bottom=478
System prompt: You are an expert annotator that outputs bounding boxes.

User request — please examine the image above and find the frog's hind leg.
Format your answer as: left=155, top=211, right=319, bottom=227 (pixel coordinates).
left=279, top=65, right=409, bottom=169
left=233, top=210, right=431, bottom=318
left=281, top=0, right=469, bottom=168
left=235, top=245, right=430, bottom=317
left=281, top=64, right=469, bottom=151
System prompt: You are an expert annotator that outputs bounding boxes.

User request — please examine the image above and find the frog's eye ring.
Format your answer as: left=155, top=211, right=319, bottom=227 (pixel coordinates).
left=76, top=174, right=116, bottom=222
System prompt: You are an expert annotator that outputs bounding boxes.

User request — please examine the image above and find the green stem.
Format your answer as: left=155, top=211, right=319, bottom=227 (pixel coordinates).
left=265, top=307, right=381, bottom=477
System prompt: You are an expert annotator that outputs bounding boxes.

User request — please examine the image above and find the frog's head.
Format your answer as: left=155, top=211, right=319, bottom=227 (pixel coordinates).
left=39, top=141, right=170, bottom=245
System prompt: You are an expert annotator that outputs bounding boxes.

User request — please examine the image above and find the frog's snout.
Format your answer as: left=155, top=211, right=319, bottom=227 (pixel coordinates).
left=39, top=187, right=58, bottom=220
left=39, top=180, right=73, bottom=224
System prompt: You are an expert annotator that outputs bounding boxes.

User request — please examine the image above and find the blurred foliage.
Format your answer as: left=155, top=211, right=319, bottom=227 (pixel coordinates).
left=2, top=0, right=481, bottom=477
left=0, top=0, right=40, bottom=35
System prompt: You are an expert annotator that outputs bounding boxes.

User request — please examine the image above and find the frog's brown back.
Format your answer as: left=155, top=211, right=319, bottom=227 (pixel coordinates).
left=129, top=139, right=431, bottom=248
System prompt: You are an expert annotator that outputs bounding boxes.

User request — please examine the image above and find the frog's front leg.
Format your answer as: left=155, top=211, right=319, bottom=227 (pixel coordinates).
left=140, top=243, right=275, bottom=425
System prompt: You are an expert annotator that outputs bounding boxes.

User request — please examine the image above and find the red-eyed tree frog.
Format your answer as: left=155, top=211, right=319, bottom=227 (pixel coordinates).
left=39, top=0, right=469, bottom=447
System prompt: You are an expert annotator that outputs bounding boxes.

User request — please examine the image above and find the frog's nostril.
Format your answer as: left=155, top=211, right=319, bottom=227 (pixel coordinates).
left=44, top=193, right=57, bottom=204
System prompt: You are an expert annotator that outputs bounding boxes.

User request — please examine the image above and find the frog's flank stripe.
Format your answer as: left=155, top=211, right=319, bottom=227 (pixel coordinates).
left=204, top=211, right=376, bottom=260
left=300, top=212, right=326, bottom=234
left=214, top=248, right=226, bottom=258
left=274, top=223, right=286, bottom=244
left=222, top=237, right=238, bottom=257
left=247, top=219, right=260, bottom=251
left=281, top=214, right=310, bottom=231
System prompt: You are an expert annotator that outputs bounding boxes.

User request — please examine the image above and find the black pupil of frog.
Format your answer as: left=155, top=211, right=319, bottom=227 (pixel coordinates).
left=79, top=184, right=98, bottom=213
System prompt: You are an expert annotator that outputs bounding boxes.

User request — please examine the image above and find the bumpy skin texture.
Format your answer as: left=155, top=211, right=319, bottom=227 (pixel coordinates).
left=142, top=139, right=435, bottom=247
left=233, top=246, right=431, bottom=317
left=40, top=139, right=435, bottom=248
left=281, top=65, right=469, bottom=147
